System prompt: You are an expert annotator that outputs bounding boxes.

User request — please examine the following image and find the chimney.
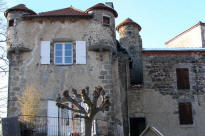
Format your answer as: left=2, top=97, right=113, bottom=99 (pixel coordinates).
left=105, top=2, right=114, bottom=9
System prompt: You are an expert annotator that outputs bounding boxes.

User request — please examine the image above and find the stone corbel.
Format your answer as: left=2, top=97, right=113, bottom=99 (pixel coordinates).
left=7, top=45, right=31, bottom=62
left=88, top=44, right=117, bottom=61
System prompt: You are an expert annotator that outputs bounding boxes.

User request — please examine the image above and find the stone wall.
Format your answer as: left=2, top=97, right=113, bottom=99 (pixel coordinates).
left=6, top=9, right=124, bottom=135
left=127, top=52, right=205, bottom=136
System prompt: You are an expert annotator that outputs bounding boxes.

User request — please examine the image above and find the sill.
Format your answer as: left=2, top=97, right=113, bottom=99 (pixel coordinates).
left=179, top=123, right=195, bottom=128
left=180, top=124, right=195, bottom=128
left=54, top=63, right=73, bottom=66
left=103, top=24, right=110, bottom=26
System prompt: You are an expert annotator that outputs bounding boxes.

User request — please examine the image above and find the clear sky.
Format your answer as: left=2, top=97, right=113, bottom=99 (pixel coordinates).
left=1, top=0, right=205, bottom=117
left=6, top=0, right=205, bottom=48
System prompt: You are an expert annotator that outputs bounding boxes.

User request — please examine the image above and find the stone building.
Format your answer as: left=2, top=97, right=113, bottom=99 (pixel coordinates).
left=4, top=2, right=205, bottom=136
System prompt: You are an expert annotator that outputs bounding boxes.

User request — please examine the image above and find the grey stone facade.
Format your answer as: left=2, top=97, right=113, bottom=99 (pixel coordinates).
left=5, top=3, right=205, bottom=136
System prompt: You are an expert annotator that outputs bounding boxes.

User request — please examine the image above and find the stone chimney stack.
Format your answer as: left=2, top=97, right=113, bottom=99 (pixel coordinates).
left=105, top=2, right=114, bottom=9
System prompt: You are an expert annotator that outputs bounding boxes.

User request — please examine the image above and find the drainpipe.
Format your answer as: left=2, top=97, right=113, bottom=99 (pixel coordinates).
left=125, top=59, right=130, bottom=136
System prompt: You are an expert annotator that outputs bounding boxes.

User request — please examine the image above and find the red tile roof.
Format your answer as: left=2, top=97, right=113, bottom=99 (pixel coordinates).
left=4, top=4, right=36, bottom=17
left=36, top=6, right=91, bottom=17
left=165, top=21, right=205, bottom=45
left=116, top=18, right=141, bottom=31
left=86, top=3, right=118, bottom=17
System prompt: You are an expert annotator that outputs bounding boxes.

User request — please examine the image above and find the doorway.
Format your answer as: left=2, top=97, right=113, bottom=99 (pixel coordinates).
left=130, top=117, right=146, bottom=136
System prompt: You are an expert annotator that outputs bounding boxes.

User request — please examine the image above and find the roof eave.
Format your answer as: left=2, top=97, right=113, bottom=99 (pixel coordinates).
left=165, top=21, right=203, bottom=45
left=22, top=14, right=93, bottom=19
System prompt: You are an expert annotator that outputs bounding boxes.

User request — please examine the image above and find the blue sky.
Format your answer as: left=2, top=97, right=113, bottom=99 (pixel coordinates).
left=7, top=0, right=205, bottom=48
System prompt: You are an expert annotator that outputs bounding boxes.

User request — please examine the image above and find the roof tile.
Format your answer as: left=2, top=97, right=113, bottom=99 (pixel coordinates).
left=116, top=18, right=141, bottom=31
left=86, top=3, right=118, bottom=17
left=37, top=6, right=91, bottom=17
left=5, top=4, right=36, bottom=17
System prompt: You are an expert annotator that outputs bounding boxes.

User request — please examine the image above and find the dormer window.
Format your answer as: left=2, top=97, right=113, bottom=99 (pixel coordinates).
left=103, top=16, right=110, bottom=26
left=8, top=19, right=14, bottom=27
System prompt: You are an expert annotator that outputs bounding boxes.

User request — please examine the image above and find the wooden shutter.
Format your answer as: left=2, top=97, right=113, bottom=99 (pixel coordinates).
left=47, top=101, right=58, bottom=135
left=76, top=41, right=86, bottom=64
left=179, top=102, right=193, bottom=125
left=40, top=41, right=50, bottom=64
left=176, top=68, right=190, bottom=89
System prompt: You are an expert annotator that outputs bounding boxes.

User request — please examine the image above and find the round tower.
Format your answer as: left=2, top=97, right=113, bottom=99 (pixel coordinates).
left=86, top=3, right=118, bottom=34
left=116, top=18, right=143, bottom=85
left=4, top=4, right=36, bottom=48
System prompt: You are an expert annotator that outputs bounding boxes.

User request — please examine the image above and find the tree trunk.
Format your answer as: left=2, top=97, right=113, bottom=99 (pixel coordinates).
left=85, top=119, right=92, bottom=136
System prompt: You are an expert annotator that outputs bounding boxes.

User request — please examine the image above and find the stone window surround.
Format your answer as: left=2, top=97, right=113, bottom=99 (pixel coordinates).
left=102, top=14, right=111, bottom=26
left=8, top=19, right=15, bottom=27
left=177, top=99, right=195, bottom=127
left=172, top=64, right=193, bottom=92
left=54, top=42, right=73, bottom=65
left=51, top=38, right=76, bottom=65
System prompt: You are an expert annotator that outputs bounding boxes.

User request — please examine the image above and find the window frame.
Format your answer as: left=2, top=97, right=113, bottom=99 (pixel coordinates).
left=176, top=68, right=190, bottom=89
left=54, top=42, right=73, bottom=65
left=178, top=102, right=193, bottom=125
left=102, top=15, right=111, bottom=26
left=8, top=19, right=14, bottom=27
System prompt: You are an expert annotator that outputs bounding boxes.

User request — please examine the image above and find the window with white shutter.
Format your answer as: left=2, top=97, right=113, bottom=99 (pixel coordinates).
left=76, top=41, right=86, bottom=64
left=40, top=41, right=50, bottom=64
left=54, top=43, right=73, bottom=65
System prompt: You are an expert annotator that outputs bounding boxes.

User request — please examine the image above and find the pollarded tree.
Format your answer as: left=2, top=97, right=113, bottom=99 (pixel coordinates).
left=56, top=86, right=110, bottom=136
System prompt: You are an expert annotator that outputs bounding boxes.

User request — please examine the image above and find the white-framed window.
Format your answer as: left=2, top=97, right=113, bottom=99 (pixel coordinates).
left=54, top=43, right=73, bottom=65
left=103, top=15, right=110, bottom=26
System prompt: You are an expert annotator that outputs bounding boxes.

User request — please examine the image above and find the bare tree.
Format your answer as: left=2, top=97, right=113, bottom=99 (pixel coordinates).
left=56, top=86, right=110, bottom=136
left=0, top=0, right=8, bottom=118
left=0, top=0, right=8, bottom=73
left=0, top=0, right=7, bottom=66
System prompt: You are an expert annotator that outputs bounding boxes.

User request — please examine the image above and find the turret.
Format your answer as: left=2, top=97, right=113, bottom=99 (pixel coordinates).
left=116, top=18, right=143, bottom=85
left=4, top=4, right=36, bottom=48
left=86, top=3, right=117, bottom=33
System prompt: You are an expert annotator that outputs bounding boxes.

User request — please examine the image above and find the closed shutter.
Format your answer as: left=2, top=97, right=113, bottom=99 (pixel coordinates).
left=176, top=68, right=190, bottom=89
left=47, top=101, right=58, bottom=135
left=179, top=102, right=193, bottom=124
left=76, top=41, right=86, bottom=64
left=40, top=41, right=50, bottom=64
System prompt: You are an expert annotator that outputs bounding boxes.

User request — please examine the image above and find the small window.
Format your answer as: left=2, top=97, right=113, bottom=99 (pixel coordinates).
left=54, top=43, right=73, bottom=65
left=176, top=68, right=190, bottom=89
left=130, top=118, right=146, bottom=136
left=8, top=19, right=14, bottom=27
left=103, top=16, right=110, bottom=26
left=178, top=102, right=193, bottom=125
left=128, top=31, right=132, bottom=36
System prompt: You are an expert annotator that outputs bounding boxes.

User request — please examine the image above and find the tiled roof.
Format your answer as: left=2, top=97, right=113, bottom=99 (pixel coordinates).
left=143, top=48, right=205, bottom=51
left=165, top=21, right=205, bottom=45
left=86, top=3, right=118, bottom=17
left=142, top=48, right=205, bottom=56
left=4, top=4, right=36, bottom=17
left=116, top=18, right=141, bottom=31
left=36, top=6, right=92, bottom=17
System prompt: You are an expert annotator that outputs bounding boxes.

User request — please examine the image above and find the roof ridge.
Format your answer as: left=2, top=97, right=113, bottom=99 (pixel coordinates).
left=165, top=21, right=205, bottom=45
left=69, top=6, right=86, bottom=13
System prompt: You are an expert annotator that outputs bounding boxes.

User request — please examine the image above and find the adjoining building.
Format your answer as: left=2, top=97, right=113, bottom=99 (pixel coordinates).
left=5, top=2, right=205, bottom=136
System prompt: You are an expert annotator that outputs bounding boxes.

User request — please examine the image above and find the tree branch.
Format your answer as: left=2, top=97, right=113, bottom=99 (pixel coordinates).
left=81, top=88, right=92, bottom=107
left=56, top=102, right=85, bottom=114
left=74, top=114, right=89, bottom=119
left=63, top=90, right=87, bottom=114
left=92, top=86, right=103, bottom=107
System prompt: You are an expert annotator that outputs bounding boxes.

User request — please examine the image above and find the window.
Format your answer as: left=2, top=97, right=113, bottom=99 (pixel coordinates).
left=103, top=16, right=110, bottom=26
left=8, top=19, right=14, bottom=27
left=130, top=118, right=146, bottom=136
left=54, top=43, right=73, bottom=65
left=178, top=102, right=193, bottom=125
left=176, top=68, right=190, bottom=89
